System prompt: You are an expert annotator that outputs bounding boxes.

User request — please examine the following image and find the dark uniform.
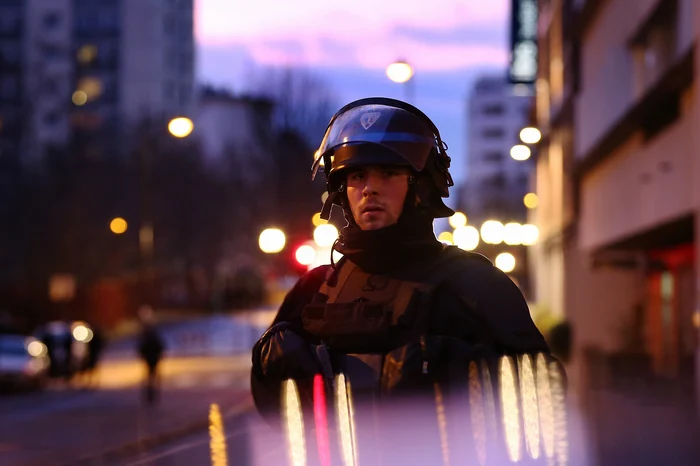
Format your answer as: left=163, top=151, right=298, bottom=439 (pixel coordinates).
left=251, top=98, right=566, bottom=466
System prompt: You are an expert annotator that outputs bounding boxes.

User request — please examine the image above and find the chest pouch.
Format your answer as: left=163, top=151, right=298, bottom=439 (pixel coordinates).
left=301, top=259, right=433, bottom=354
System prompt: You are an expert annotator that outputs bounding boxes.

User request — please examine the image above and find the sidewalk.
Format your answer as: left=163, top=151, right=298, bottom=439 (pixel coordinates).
left=1, top=385, right=253, bottom=466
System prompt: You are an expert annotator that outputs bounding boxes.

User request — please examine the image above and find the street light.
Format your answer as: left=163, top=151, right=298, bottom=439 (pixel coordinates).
left=519, top=127, right=542, bottom=145
left=386, top=61, right=414, bottom=83
left=168, top=117, right=194, bottom=138
left=453, top=225, right=480, bottom=251
left=259, top=228, right=286, bottom=254
left=481, top=220, right=505, bottom=245
left=386, top=60, right=415, bottom=102
left=448, top=212, right=468, bottom=229
left=110, top=217, right=128, bottom=234
left=495, top=253, right=516, bottom=273
left=524, top=193, right=539, bottom=209
left=313, top=224, right=338, bottom=248
left=510, top=144, right=532, bottom=161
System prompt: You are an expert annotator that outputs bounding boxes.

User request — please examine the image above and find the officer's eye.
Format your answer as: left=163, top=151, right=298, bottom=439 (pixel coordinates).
left=349, top=171, right=365, bottom=181
left=383, top=169, right=399, bottom=177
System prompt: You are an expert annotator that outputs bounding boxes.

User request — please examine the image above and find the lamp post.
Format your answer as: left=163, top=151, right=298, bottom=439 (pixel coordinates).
left=138, top=116, right=194, bottom=303
left=386, top=60, right=415, bottom=103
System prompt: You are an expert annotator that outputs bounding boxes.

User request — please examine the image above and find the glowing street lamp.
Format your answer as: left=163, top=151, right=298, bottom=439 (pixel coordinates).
left=295, top=244, right=317, bottom=266
left=313, top=224, right=338, bottom=248
left=453, top=225, right=480, bottom=251
left=524, top=193, right=539, bottom=209
left=503, top=223, right=523, bottom=246
left=481, top=220, right=505, bottom=245
left=448, top=212, right=468, bottom=229
left=519, top=127, right=542, bottom=144
left=510, top=145, right=532, bottom=161
left=386, top=61, right=414, bottom=84
left=495, top=252, right=516, bottom=273
left=110, top=217, right=128, bottom=234
left=520, top=224, right=540, bottom=246
left=259, top=228, right=286, bottom=253
left=437, top=231, right=454, bottom=245
left=168, top=117, right=194, bottom=138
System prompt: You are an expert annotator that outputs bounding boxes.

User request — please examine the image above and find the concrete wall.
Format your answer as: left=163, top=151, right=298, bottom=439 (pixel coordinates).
left=574, top=0, right=693, bottom=159
left=578, top=86, right=695, bottom=251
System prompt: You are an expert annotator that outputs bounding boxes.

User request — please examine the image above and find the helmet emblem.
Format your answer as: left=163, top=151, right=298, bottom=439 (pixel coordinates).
left=360, top=112, right=381, bottom=129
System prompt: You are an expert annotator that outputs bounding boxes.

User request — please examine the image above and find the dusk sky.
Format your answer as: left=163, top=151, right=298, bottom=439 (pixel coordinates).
left=194, top=0, right=513, bottom=196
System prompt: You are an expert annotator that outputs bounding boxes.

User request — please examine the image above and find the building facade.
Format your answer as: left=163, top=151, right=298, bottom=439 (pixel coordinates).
left=463, top=75, right=534, bottom=224
left=533, top=0, right=700, bottom=462
left=0, top=0, right=195, bottom=163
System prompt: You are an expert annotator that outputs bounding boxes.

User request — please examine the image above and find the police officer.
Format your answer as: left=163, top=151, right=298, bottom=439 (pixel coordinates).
left=251, top=98, right=564, bottom=465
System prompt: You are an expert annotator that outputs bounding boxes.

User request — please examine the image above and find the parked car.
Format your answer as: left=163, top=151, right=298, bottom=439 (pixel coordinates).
left=0, top=333, right=49, bottom=391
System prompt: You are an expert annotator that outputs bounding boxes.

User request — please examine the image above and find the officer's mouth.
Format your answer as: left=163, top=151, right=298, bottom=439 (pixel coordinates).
left=362, top=205, right=385, bottom=214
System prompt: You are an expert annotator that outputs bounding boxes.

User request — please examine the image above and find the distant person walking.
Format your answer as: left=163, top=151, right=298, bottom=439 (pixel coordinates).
left=137, top=305, right=165, bottom=404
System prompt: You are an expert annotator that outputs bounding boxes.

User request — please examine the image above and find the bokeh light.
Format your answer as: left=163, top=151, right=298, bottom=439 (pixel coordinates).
left=524, top=193, right=539, bottom=209
left=386, top=61, right=414, bottom=83
left=437, top=231, right=454, bottom=245
left=503, top=222, right=523, bottom=246
left=448, top=212, right=468, bottom=229
left=510, top=145, right=532, bottom=161
left=110, top=217, right=128, bottom=234
left=168, top=117, right=194, bottom=138
left=295, top=244, right=316, bottom=266
left=259, top=228, right=286, bottom=253
left=521, top=224, right=540, bottom=246
left=495, top=253, right=516, bottom=273
left=481, top=220, right=505, bottom=245
left=313, top=224, right=338, bottom=248
left=519, top=127, right=542, bottom=144
left=453, top=225, right=480, bottom=251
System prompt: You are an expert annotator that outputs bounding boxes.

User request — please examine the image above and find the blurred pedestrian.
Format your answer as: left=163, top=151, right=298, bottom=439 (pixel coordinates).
left=137, top=305, right=165, bottom=404
left=82, top=325, right=105, bottom=388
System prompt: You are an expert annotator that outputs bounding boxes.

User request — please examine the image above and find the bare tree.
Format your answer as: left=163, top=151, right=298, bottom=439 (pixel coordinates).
left=247, top=66, right=338, bottom=147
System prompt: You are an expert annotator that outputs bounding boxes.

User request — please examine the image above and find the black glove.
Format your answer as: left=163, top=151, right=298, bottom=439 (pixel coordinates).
left=252, top=322, right=322, bottom=383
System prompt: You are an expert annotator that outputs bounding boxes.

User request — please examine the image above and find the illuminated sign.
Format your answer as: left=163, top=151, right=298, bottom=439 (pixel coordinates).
left=509, top=0, right=538, bottom=84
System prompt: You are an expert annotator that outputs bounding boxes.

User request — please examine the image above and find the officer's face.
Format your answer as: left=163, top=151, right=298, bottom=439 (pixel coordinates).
left=346, top=165, right=411, bottom=230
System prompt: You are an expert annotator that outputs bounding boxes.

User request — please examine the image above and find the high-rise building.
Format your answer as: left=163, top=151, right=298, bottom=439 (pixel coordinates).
left=462, top=75, right=534, bottom=225
left=0, top=0, right=195, bottom=162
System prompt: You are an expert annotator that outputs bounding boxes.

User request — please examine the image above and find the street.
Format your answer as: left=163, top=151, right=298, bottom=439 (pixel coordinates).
left=0, top=310, right=276, bottom=466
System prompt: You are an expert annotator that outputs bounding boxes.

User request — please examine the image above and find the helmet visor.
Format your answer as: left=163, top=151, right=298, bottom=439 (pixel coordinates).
left=311, top=104, right=438, bottom=179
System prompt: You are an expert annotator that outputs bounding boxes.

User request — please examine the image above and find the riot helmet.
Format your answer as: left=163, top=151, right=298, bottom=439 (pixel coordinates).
left=312, top=97, right=455, bottom=220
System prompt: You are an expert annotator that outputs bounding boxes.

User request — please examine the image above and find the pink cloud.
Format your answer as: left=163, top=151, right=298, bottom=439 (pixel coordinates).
left=195, top=0, right=510, bottom=71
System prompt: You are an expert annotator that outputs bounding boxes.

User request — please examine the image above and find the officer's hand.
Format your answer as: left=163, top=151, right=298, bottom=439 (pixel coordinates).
left=252, top=322, right=322, bottom=383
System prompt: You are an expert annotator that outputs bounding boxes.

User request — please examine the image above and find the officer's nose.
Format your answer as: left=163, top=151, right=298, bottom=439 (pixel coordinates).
left=362, top=172, right=381, bottom=196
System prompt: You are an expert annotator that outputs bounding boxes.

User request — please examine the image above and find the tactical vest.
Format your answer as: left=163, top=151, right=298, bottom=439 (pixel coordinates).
left=292, top=249, right=569, bottom=466
left=300, top=250, right=459, bottom=396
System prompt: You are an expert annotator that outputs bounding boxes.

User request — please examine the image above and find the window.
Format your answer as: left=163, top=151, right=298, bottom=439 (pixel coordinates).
left=482, top=173, right=507, bottom=191
left=164, top=14, right=176, bottom=34
left=483, top=151, right=504, bottom=162
left=629, top=0, right=677, bottom=90
left=482, top=127, right=505, bottom=139
left=481, top=104, right=504, bottom=116
left=179, top=84, right=191, bottom=106
left=0, top=77, right=18, bottom=99
left=43, top=111, right=61, bottom=126
left=43, top=78, right=60, bottom=94
left=43, top=12, right=61, bottom=29
left=0, top=42, right=21, bottom=66
left=164, top=81, right=176, bottom=101
left=0, top=8, right=21, bottom=34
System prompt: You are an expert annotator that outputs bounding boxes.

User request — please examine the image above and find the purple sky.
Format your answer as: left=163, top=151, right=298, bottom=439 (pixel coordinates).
left=195, top=0, right=512, bottom=192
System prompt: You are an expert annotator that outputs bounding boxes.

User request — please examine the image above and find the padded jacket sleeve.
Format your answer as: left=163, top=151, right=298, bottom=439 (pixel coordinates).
left=433, top=254, right=550, bottom=355
left=250, top=265, right=330, bottom=425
